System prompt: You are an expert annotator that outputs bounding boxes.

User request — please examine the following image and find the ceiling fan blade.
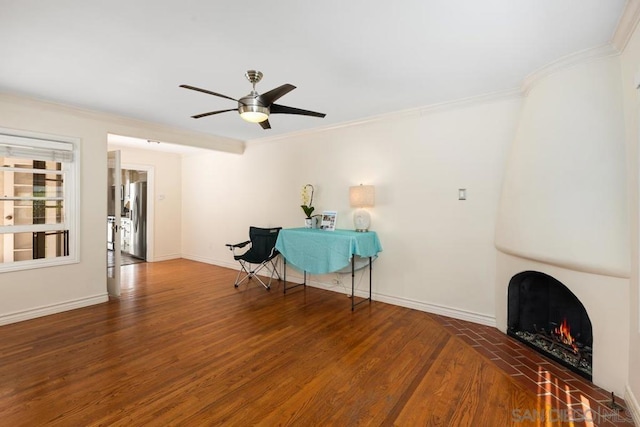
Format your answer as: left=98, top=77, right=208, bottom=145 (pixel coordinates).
left=270, top=104, right=326, bottom=118
left=191, top=108, right=237, bottom=119
left=259, top=84, right=296, bottom=105
left=180, top=84, right=238, bottom=102
left=259, top=119, right=271, bottom=130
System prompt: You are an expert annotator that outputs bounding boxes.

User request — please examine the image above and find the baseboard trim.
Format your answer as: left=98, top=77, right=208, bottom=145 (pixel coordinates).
left=150, top=253, right=182, bottom=262
left=183, top=256, right=497, bottom=327
left=0, top=294, right=109, bottom=326
left=182, top=255, right=238, bottom=270
left=305, top=278, right=496, bottom=327
left=184, top=256, right=307, bottom=283
left=625, top=384, right=640, bottom=426
left=374, top=293, right=496, bottom=327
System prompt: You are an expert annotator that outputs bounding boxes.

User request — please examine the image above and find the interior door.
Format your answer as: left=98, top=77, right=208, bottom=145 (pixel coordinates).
left=107, top=150, right=121, bottom=296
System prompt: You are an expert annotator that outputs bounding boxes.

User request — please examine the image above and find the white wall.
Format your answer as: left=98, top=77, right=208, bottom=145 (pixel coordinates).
left=496, top=56, right=629, bottom=278
left=620, top=14, right=640, bottom=418
left=0, top=93, right=242, bottom=324
left=108, top=145, right=183, bottom=262
left=0, top=95, right=109, bottom=323
left=182, top=96, right=522, bottom=323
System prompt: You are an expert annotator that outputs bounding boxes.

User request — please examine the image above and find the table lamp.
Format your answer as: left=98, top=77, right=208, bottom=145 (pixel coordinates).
left=349, top=184, right=375, bottom=232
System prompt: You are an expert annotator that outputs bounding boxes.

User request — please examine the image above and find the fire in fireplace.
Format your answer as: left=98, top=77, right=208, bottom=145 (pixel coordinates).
left=555, top=318, right=578, bottom=352
left=507, top=271, right=593, bottom=380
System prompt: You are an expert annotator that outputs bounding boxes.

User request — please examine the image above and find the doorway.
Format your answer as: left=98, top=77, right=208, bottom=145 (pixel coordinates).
left=120, top=168, right=148, bottom=262
left=107, top=164, right=154, bottom=268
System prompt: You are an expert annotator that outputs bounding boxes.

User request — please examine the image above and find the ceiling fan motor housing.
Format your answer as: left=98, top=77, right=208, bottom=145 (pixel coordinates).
left=238, top=91, right=269, bottom=122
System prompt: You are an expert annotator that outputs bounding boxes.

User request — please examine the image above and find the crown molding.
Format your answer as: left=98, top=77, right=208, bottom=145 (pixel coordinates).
left=522, top=0, right=640, bottom=94
left=612, top=0, right=640, bottom=52
left=247, top=88, right=522, bottom=145
left=520, top=44, right=619, bottom=95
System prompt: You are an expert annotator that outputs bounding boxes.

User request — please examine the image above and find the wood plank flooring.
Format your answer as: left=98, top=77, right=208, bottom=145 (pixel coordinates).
left=0, top=259, right=630, bottom=426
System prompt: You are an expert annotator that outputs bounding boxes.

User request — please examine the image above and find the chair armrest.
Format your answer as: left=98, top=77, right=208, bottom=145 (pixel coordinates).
left=226, top=240, right=251, bottom=249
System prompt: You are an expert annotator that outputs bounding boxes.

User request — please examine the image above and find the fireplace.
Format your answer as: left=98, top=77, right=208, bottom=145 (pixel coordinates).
left=507, top=271, right=593, bottom=380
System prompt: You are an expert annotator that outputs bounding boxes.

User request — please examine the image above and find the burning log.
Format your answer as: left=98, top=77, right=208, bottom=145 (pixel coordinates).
left=553, top=318, right=579, bottom=353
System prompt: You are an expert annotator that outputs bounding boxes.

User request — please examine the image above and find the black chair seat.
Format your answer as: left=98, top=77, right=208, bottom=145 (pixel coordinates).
left=226, top=226, right=282, bottom=290
left=234, top=250, right=279, bottom=264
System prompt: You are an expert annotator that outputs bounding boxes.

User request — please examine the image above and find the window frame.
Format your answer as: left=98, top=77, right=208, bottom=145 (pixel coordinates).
left=0, top=127, right=80, bottom=272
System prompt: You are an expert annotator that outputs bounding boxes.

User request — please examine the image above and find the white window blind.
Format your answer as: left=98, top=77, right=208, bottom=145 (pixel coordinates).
left=0, top=134, right=74, bottom=163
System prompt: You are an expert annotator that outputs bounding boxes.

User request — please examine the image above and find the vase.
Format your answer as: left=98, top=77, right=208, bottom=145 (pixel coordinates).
left=304, top=218, right=313, bottom=228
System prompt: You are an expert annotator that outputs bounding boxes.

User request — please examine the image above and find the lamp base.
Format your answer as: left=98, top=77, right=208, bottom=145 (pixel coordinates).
left=353, top=208, right=371, bottom=233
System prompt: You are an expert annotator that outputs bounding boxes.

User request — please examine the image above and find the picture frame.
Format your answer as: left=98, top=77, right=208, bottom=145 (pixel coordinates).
left=320, top=210, right=337, bottom=231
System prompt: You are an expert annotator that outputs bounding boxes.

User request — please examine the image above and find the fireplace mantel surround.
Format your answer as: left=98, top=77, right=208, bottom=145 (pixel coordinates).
left=494, top=54, right=630, bottom=396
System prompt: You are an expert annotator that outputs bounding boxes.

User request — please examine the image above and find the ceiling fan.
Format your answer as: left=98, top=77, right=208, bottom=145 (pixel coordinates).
left=180, top=70, right=326, bottom=130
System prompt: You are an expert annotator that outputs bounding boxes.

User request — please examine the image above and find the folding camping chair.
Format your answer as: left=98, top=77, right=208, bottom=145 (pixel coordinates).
left=225, top=226, right=282, bottom=290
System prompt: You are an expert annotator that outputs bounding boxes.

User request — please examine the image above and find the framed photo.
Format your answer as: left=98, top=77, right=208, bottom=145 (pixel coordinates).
left=320, top=210, right=337, bottom=231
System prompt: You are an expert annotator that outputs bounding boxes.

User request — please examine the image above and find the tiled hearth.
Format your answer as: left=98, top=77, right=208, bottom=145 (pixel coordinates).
left=431, top=315, right=635, bottom=426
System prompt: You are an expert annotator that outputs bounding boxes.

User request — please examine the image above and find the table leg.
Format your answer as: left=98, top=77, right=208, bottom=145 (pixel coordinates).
left=282, top=257, right=306, bottom=294
left=351, top=257, right=355, bottom=311
left=351, top=256, right=373, bottom=311
left=369, top=256, right=372, bottom=300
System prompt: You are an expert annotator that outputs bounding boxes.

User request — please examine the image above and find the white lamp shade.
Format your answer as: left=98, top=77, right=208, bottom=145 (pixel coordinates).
left=349, top=185, right=375, bottom=208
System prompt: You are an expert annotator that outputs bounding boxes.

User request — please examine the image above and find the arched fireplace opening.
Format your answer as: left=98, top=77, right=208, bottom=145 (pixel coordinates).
left=507, top=271, right=593, bottom=380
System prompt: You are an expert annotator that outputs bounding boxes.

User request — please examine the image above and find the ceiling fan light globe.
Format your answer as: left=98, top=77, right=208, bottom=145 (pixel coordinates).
left=239, top=105, right=269, bottom=123
left=240, top=111, right=269, bottom=123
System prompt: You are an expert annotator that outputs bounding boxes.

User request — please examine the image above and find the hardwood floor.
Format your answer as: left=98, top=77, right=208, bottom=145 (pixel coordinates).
left=0, top=260, right=631, bottom=426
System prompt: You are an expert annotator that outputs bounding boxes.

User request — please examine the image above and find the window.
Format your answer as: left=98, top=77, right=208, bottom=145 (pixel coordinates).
left=0, top=130, right=79, bottom=272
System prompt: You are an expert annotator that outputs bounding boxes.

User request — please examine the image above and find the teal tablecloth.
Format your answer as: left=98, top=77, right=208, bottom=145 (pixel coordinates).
left=275, top=228, right=383, bottom=274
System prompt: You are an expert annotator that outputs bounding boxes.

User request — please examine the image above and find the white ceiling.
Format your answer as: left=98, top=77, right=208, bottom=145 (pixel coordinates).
left=0, top=1, right=628, bottom=143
